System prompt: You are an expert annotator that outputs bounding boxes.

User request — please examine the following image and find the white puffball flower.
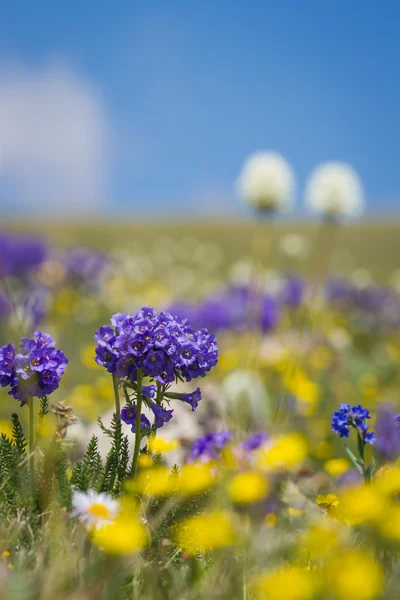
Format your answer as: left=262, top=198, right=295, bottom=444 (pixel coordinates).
left=72, top=490, right=119, bottom=529
left=305, top=162, right=364, bottom=218
left=237, top=151, right=295, bottom=213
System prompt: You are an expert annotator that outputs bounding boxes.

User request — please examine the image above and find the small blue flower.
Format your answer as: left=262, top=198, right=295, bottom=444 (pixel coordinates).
left=364, top=432, right=376, bottom=445
left=331, top=403, right=375, bottom=445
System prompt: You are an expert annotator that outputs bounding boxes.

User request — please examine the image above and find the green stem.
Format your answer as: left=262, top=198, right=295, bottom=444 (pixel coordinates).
left=150, top=382, right=164, bottom=445
left=28, top=397, right=35, bottom=496
left=131, top=369, right=143, bottom=479
left=112, top=375, right=121, bottom=423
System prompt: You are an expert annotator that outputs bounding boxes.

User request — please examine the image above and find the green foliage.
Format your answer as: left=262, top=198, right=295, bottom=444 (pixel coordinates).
left=99, top=415, right=130, bottom=495
left=11, top=412, right=27, bottom=456
left=39, top=396, right=50, bottom=419
left=0, top=432, right=29, bottom=518
left=70, top=435, right=103, bottom=492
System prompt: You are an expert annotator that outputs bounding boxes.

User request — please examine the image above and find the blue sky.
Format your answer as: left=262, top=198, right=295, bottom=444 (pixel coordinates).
left=0, top=0, right=399, bottom=216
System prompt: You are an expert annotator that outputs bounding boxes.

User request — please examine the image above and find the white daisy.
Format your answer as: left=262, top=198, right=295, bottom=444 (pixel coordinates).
left=305, top=162, right=364, bottom=218
left=237, top=151, right=295, bottom=213
left=72, top=490, right=119, bottom=529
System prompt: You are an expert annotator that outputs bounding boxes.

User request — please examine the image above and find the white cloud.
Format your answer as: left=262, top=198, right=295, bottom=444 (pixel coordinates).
left=0, top=62, right=109, bottom=214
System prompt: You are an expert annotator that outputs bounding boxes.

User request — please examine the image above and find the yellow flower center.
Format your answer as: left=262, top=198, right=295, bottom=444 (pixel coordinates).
left=88, top=503, right=110, bottom=519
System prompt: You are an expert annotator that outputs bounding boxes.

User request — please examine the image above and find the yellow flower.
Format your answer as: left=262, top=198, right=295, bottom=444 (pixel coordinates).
left=375, top=465, right=400, bottom=495
left=302, top=522, right=340, bottom=557
left=37, top=416, right=57, bottom=439
left=264, top=513, right=277, bottom=527
left=227, top=472, right=268, bottom=504
left=221, top=445, right=239, bottom=470
left=256, top=433, right=308, bottom=471
left=284, top=370, right=320, bottom=415
left=173, top=512, right=236, bottom=554
left=92, top=517, right=147, bottom=555
left=149, top=438, right=180, bottom=454
left=218, top=349, right=239, bottom=372
left=316, top=494, right=339, bottom=513
left=337, top=485, right=386, bottom=525
left=323, top=458, right=350, bottom=477
left=325, top=550, right=383, bottom=600
left=133, top=466, right=177, bottom=497
left=80, top=345, right=99, bottom=370
left=288, top=507, right=304, bottom=517
left=380, top=504, right=400, bottom=540
left=177, top=462, right=217, bottom=496
left=250, top=565, right=317, bottom=600
left=95, top=376, right=114, bottom=401
left=138, top=454, right=153, bottom=469
left=0, top=420, right=13, bottom=440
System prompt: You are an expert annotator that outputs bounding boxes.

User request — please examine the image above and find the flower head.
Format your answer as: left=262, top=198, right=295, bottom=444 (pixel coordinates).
left=120, top=406, right=151, bottom=432
left=189, top=431, right=233, bottom=462
left=331, top=404, right=375, bottom=444
left=227, top=472, right=269, bottom=504
left=250, top=566, right=316, bottom=600
left=0, top=332, right=68, bottom=405
left=242, top=431, right=269, bottom=452
left=171, top=387, right=202, bottom=411
left=149, top=403, right=173, bottom=429
left=91, top=517, right=147, bottom=555
left=237, top=151, right=295, bottom=213
left=72, top=490, right=119, bottom=529
left=94, top=308, right=218, bottom=385
left=305, top=162, right=364, bottom=218
left=173, top=512, right=236, bottom=554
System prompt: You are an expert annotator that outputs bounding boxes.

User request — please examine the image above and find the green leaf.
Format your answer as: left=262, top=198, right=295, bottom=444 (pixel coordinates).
left=345, top=446, right=364, bottom=475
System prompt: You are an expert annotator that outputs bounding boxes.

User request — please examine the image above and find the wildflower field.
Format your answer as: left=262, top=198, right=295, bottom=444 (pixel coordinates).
left=2, top=169, right=400, bottom=599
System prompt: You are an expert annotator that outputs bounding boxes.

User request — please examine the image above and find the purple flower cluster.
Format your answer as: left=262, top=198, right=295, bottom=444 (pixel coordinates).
left=189, top=431, right=233, bottom=462
left=0, top=332, right=68, bottom=405
left=94, top=307, right=218, bottom=385
left=168, top=285, right=280, bottom=333
left=327, top=278, right=400, bottom=330
left=331, top=404, right=376, bottom=445
left=0, top=232, right=48, bottom=278
left=62, top=247, right=108, bottom=288
left=241, top=431, right=269, bottom=451
left=189, top=430, right=269, bottom=462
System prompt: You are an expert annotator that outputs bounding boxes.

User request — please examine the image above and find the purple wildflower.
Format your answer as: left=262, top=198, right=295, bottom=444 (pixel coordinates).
left=149, top=403, right=174, bottom=429
left=94, top=307, right=219, bottom=385
left=121, top=406, right=150, bottom=432
left=120, top=406, right=137, bottom=425
left=242, top=431, right=268, bottom=451
left=189, top=431, right=233, bottom=462
left=0, top=331, right=68, bottom=405
left=166, top=387, right=202, bottom=411
left=142, top=385, right=156, bottom=399
left=375, top=403, right=400, bottom=460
